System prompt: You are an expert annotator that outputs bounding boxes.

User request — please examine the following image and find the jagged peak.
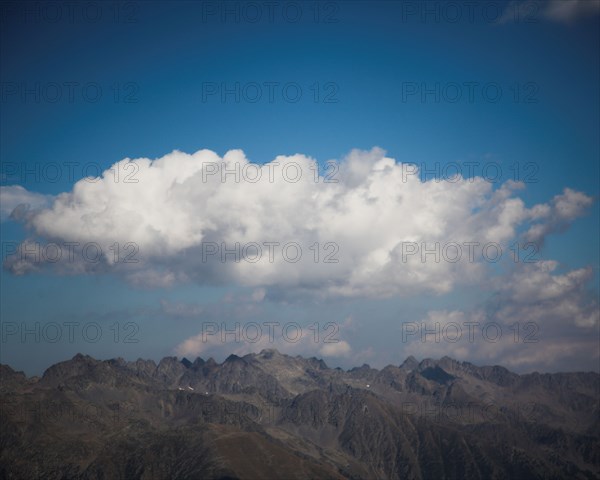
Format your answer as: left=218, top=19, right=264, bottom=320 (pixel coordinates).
left=0, top=364, right=15, bottom=373
left=157, top=356, right=182, bottom=369
left=107, top=357, right=126, bottom=366
left=349, top=363, right=372, bottom=373
left=131, top=358, right=157, bottom=369
left=159, top=356, right=179, bottom=361
left=259, top=348, right=282, bottom=358
left=72, top=353, right=94, bottom=362
left=0, top=364, right=26, bottom=378
left=400, top=356, right=419, bottom=369
left=418, top=358, right=437, bottom=369
left=307, top=356, right=328, bottom=370
left=225, top=354, right=246, bottom=363
left=180, top=357, right=192, bottom=368
left=205, top=357, right=217, bottom=366
left=192, top=357, right=205, bottom=367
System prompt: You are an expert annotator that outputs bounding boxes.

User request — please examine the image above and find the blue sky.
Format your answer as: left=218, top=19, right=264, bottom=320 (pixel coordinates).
left=1, top=1, right=599, bottom=375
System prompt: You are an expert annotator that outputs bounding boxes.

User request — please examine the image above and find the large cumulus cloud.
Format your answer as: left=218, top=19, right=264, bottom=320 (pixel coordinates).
left=3, top=147, right=594, bottom=299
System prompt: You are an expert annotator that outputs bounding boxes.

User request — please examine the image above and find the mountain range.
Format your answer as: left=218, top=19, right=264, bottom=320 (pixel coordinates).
left=1, top=350, right=598, bottom=479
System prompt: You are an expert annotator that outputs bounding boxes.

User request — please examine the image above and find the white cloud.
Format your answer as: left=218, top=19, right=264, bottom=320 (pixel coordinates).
left=0, top=185, right=53, bottom=222
left=492, top=261, right=599, bottom=328
left=160, top=299, right=204, bottom=318
left=543, top=0, right=600, bottom=22
left=251, top=288, right=266, bottom=302
left=499, top=0, right=600, bottom=24
left=319, top=340, right=352, bottom=357
left=4, top=148, right=593, bottom=300
left=524, top=188, right=593, bottom=245
left=402, top=261, right=599, bottom=372
left=175, top=330, right=224, bottom=358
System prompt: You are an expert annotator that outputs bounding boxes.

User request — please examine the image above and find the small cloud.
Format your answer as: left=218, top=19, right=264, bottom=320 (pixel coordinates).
left=175, top=331, right=221, bottom=357
left=160, top=299, right=203, bottom=318
left=320, top=340, right=352, bottom=357
left=251, top=288, right=266, bottom=302
left=524, top=188, right=593, bottom=245
left=498, top=0, right=600, bottom=25
left=126, top=270, right=177, bottom=289
left=543, top=0, right=600, bottom=23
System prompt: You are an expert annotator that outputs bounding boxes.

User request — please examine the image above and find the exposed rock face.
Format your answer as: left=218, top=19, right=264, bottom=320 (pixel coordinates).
left=1, top=351, right=598, bottom=479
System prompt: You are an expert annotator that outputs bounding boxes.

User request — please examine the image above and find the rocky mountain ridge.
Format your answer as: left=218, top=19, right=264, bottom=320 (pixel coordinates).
left=1, top=350, right=598, bottom=479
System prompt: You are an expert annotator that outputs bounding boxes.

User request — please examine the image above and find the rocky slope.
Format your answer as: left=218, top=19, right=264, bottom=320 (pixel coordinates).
left=1, top=350, right=598, bottom=479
